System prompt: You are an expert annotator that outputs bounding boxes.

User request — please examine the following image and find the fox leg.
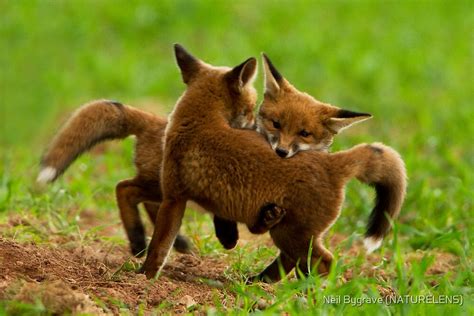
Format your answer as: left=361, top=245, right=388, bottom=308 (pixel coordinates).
left=254, top=242, right=332, bottom=283
left=247, top=203, right=287, bottom=234
left=257, top=222, right=333, bottom=282
left=137, top=201, right=195, bottom=254
left=116, top=179, right=156, bottom=257
left=297, top=241, right=333, bottom=276
left=283, top=239, right=333, bottom=278
left=251, top=251, right=296, bottom=283
left=141, top=199, right=187, bottom=279
left=213, top=216, right=239, bottom=249
left=143, top=202, right=160, bottom=221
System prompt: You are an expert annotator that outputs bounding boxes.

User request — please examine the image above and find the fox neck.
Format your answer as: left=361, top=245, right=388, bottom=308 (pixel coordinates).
left=168, top=87, right=233, bottom=133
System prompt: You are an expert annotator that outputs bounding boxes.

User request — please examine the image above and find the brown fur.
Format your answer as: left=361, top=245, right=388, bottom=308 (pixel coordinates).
left=38, top=100, right=186, bottom=255
left=141, top=45, right=407, bottom=282
left=258, top=54, right=372, bottom=158
left=39, top=100, right=280, bottom=254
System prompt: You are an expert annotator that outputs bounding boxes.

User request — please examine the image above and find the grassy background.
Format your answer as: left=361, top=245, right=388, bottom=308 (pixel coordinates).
left=1, top=0, right=472, bottom=314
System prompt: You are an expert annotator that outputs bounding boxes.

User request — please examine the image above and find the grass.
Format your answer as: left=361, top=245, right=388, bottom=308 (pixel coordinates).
left=1, top=0, right=473, bottom=314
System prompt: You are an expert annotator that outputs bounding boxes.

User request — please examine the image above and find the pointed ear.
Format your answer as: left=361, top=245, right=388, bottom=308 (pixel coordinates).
left=174, top=44, right=201, bottom=84
left=262, top=53, right=283, bottom=99
left=227, top=57, right=257, bottom=92
left=326, top=109, right=372, bottom=133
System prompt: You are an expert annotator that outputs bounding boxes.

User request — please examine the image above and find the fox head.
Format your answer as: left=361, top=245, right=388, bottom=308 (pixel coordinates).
left=174, top=44, right=258, bottom=129
left=257, top=54, right=372, bottom=158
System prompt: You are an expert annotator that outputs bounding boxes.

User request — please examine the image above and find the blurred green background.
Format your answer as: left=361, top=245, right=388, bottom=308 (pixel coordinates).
left=2, top=0, right=473, bottom=248
left=2, top=0, right=472, bottom=147
left=2, top=0, right=473, bottom=250
left=0, top=0, right=473, bottom=313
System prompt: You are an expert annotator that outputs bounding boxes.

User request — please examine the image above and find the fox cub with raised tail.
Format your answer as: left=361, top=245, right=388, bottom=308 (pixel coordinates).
left=257, top=54, right=372, bottom=158
left=141, top=45, right=407, bottom=282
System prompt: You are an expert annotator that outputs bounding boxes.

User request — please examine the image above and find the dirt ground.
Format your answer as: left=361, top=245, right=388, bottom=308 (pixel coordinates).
left=0, top=236, right=232, bottom=314
left=0, top=218, right=458, bottom=314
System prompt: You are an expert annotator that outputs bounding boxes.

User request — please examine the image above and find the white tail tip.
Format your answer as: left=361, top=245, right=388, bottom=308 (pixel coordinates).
left=363, top=236, right=382, bottom=253
left=36, top=167, right=57, bottom=184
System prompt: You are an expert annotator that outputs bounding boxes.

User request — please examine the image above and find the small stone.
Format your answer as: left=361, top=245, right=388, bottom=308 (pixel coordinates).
left=177, top=295, right=196, bottom=308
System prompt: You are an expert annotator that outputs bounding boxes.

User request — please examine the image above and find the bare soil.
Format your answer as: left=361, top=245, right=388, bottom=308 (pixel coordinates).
left=0, top=221, right=458, bottom=314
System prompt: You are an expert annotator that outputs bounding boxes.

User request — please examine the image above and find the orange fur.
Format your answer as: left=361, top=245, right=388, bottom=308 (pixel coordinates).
left=257, top=54, right=372, bottom=158
left=39, top=93, right=280, bottom=255
left=142, top=45, right=407, bottom=281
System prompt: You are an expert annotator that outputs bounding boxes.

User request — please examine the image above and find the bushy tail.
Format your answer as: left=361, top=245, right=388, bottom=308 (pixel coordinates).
left=37, top=99, right=155, bottom=183
left=331, top=143, right=407, bottom=252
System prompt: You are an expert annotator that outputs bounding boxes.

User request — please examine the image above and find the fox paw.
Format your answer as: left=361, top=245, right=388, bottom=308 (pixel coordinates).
left=261, top=204, right=286, bottom=229
left=173, top=234, right=194, bottom=254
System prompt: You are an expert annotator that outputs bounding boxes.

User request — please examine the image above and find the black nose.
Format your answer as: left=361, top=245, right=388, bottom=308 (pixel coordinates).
left=275, top=148, right=289, bottom=158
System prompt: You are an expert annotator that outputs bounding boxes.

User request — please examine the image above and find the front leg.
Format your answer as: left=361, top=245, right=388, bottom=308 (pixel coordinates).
left=248, top=203, right=287, bottom=234
left=144, top=202, right=193, bottom=254
left=141, top=199, right=187, bottom=279
left=213, top=216, right=239, bottom=249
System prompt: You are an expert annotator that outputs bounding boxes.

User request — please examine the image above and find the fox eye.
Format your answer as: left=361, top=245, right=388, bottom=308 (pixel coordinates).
left=299, top=130, right=310, bottom=137
left=272, top=120, right=281, bottom=129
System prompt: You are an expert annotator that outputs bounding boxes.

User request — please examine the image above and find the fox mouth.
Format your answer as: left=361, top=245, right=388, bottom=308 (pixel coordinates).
left=274, top=147, right=295, bottom=158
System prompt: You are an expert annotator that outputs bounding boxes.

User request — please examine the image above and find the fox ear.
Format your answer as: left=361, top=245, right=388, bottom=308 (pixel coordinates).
left=174, top=44, right=201, bottom=84
left=262, top=53, right=283, bottom=99
left=326, top=109, right=372, bottom=133
left=227, top=57, right=258, bottom=92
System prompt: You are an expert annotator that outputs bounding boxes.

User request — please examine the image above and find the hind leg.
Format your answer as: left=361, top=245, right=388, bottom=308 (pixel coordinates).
left=313, top=242, right=334, bottom=276
left=251, top=251, right=296, bottom=283
left=256, top=242, right=333, bottom=283
left=143, top=202, right=194, bottom=254
left=295, top=240, right=334, bottom=277
left=259, top=223, right=333, bottom=282
left=116, top=179, right=149, bottom=257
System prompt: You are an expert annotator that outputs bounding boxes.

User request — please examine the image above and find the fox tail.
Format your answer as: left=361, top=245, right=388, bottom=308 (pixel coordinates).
left=37, top=99, right=153, bottom=183
left=331, top=143, right=407, bottom=252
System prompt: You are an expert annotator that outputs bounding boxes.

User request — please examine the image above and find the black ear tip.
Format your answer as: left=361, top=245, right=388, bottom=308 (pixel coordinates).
left=262, top=53, right=282, bottom=81
left=173, top=44, right=198, bottom=64
left=338, top=109, right=373, bottom=118
left=246, top=57, right=257, bottom=67
left=174, top=43, right=185, bottom=55
left=261, top=53, right=270, bottom=64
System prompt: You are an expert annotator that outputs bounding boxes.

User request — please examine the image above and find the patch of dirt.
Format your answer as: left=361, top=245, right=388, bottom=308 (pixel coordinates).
left=0, top=229, right=459, bottom=314
left=0, top=237, right=232, bottom=314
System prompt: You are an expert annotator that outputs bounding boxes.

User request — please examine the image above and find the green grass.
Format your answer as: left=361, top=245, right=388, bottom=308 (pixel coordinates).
left=1, top=0, right=473, bottom=314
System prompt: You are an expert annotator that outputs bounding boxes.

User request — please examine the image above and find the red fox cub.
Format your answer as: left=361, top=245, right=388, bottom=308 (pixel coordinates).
left=257, top=55, right=372, bottom=158
left=141, top=45, right=407, bottom=282
left=37, top=101, right=281, bottom=255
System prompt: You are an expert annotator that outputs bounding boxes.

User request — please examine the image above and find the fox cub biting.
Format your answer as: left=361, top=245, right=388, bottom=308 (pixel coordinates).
left=141, top=45, right=407, bottom=281
left=258, top=54, right=372, bottom=158
left=37, top=54, right=367, bottom=255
